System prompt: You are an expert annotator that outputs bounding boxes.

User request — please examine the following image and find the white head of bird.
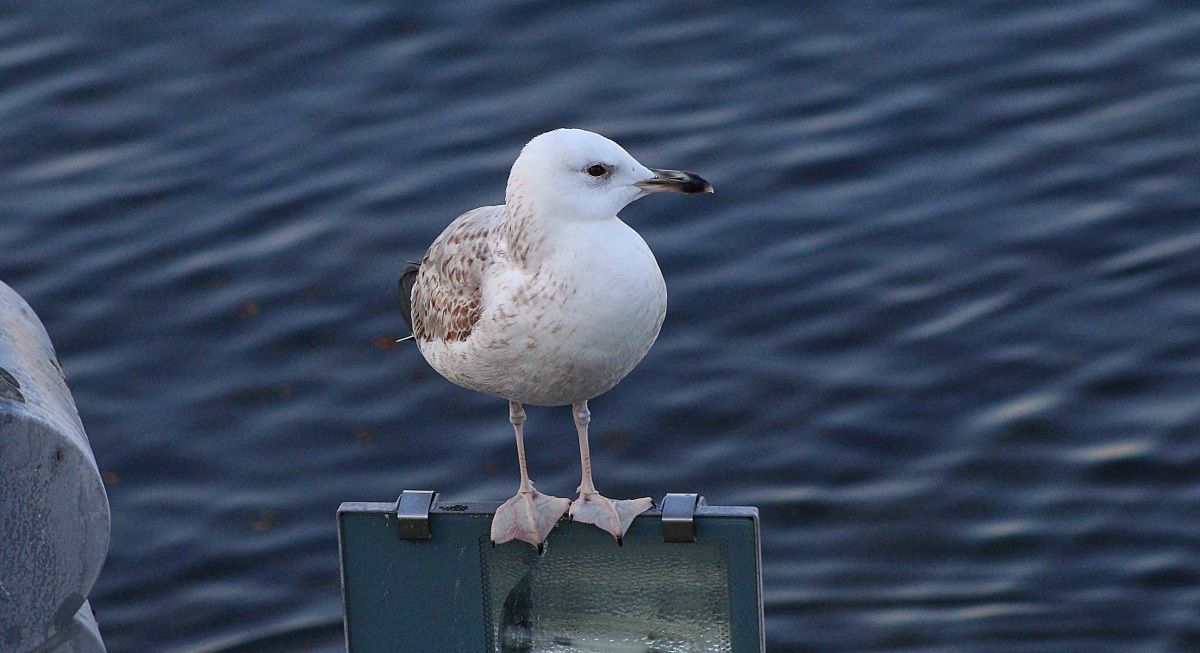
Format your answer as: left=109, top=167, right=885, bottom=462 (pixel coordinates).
left=506, top=128, right=713, bottom=224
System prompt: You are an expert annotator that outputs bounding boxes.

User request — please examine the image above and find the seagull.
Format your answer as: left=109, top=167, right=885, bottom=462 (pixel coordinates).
left=398, top=128, right=712, bottom=547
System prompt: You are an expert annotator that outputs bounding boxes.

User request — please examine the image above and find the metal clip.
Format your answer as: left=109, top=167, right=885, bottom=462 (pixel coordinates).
left=661, top=493, right=705, bottom=543
left=395, top=490, right=436, bottom=540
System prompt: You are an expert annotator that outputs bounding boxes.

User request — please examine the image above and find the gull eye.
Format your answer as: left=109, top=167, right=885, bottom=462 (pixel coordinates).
left=586, top=164, right=608, bottom=177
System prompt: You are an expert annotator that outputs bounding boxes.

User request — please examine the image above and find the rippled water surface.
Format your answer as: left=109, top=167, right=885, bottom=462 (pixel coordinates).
left=3, top=2, right=1200, bottom=651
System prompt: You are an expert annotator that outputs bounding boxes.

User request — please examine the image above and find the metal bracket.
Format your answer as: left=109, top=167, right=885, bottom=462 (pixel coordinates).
left=661, top=493, right=705, bottom=543
left=395, top=490, right=436, bottom=540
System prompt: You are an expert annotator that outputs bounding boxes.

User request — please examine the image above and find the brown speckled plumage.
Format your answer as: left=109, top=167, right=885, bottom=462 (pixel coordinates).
left=410, top=207, right=500, bottom=344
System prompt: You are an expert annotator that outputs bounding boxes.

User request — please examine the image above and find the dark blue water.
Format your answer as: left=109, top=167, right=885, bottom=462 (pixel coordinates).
left=3, top=2, right=1199, bottom=651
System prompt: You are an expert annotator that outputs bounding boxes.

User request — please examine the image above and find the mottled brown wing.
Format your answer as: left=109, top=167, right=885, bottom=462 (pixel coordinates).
left=410, top=206, right=503, bottom=344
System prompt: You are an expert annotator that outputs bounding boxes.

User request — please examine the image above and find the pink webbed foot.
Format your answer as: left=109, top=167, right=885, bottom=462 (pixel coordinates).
left=569, top=493, right=654, bottom=543
left=491, top=487, right=571, bottom=547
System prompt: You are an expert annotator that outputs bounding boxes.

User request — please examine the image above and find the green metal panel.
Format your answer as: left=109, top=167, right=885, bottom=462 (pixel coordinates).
left=338, top=497, right=763, bottom=652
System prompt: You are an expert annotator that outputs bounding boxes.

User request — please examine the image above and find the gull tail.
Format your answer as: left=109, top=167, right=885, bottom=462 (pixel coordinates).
left=397, top=263, right=420, bottom=334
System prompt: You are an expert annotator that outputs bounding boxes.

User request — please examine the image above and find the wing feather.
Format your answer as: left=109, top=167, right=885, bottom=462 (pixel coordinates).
left=410, top=206, right=503, bottom=343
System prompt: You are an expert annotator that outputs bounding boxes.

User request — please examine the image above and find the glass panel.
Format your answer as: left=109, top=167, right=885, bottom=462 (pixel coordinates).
left=481, top=535, right=732, bottom=653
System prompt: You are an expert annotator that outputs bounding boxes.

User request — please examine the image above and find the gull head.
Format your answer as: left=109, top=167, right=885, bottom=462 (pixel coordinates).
left=506, top=128, right=713, bottom=224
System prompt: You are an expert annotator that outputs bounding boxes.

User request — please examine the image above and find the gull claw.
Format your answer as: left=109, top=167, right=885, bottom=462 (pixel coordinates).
left=491, top=487, right=570, bottom=547
left=569, top=493, right=653, bottom=541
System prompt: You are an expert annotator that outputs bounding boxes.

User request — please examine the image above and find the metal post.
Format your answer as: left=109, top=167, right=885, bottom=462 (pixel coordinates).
left=0, top=280, right=110, bottom=653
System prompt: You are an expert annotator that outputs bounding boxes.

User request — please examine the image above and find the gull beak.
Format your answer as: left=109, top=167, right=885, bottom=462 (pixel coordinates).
left=635, top=168, right=714, bottom=195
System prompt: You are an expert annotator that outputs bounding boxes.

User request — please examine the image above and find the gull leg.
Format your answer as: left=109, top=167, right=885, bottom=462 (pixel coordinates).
left=491, top=401, right=570, bottom=547
left=568, top=400, right=653, bottom=542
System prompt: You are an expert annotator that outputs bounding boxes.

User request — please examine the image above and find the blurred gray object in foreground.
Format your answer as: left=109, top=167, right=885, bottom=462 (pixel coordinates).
left=0, top=280, right=110, bottom=653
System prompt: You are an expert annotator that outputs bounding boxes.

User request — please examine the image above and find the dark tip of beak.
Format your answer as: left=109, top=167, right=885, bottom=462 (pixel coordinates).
left=638, top=168, right=714, bottom=195
left=677, top=174, right=714, bottom=194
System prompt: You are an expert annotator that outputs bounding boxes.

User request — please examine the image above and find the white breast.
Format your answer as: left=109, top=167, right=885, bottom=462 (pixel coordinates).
left=422, top=218, right=666, bottom=406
